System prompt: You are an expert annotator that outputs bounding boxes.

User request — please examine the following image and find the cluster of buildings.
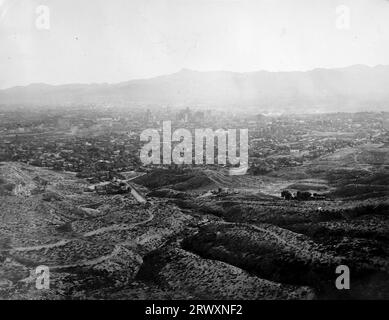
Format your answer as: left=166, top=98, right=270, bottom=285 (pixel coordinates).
left=247, top=112, right=387, bottom=173
left=0, top=106, right=386, bottom=178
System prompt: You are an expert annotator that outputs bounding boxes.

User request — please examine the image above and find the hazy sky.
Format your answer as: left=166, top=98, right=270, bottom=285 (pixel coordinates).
left=1, top=0, right=389, bottom=88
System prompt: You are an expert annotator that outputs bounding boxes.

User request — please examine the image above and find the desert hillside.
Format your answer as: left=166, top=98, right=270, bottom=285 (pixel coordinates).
left=1, top=154, right=388, bottom=299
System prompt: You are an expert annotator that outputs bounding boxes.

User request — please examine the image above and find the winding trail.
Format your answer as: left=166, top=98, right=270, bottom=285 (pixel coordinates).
left=49, top=245, right=123, bottom=271
left=12, top=239, right=72, bottom=252
left=128, top=183, right=147, bottom=203
left=10, top=176, right=150, bottom=253
left=220, top=221, right=302, bottom=251
left=217, top=221, right=341, bottom=264
left=83, top=211, right=154, bottom=237
left=5, top=172, right=152, bottom=271
left=10, top=210, right=155, bottom=253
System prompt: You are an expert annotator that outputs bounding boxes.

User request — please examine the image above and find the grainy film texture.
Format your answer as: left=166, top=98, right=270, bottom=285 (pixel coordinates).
left=0, top=0, right=388, bottom=300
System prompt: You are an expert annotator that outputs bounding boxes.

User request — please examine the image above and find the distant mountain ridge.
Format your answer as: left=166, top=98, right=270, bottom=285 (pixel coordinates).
left=1, top=65, right=389, bottom=113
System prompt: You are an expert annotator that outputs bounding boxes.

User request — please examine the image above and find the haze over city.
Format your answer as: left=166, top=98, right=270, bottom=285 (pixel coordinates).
left=0, top=0, right=388, bottom=304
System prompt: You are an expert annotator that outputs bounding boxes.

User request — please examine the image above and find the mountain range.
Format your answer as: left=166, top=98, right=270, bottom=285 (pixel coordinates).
left=1, top=65, right=388, bottom=113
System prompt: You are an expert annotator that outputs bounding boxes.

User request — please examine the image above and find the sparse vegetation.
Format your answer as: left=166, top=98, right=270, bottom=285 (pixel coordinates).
left=0, top=110, right=388, bottom=299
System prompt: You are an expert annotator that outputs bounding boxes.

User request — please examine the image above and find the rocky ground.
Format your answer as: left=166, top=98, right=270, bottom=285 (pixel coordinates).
left=0, top=161, right=388, bottom=300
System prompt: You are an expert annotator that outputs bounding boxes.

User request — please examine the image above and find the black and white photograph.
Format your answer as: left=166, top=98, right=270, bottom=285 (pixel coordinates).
left=0, top=0, right=388, bottom=307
